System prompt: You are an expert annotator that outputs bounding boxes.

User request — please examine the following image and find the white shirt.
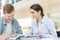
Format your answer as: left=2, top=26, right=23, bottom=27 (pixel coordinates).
left=27, top=16, right=57, bottom=38
left=5, top=23, right=12, bottom=35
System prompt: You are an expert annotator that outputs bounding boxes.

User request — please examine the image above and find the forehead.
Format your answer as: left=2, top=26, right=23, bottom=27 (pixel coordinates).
left=30, top=9, right=39, bottom=14
left=5, top=11, right=14, bottom=14
left=30, top=9, right=36, bottom=12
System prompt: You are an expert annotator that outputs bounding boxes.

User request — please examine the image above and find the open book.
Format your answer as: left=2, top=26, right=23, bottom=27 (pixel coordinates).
left=8, top=34, right=24, bottom=40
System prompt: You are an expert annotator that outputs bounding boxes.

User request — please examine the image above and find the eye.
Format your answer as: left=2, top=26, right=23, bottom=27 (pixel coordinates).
left=8, top=16, right=10, bottom=17
left=11, top=15, right=14, bottom=17
left=31, top=12, right=34, bottom=14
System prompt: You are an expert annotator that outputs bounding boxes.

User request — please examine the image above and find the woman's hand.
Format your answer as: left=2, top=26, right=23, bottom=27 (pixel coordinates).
left=38, top=33, right=43, bottom=38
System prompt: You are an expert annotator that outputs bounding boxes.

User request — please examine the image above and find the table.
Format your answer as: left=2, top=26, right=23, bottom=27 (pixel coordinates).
left=8, top=35, right=58, bottom=40
left=20, top=37, right=57, bottom=40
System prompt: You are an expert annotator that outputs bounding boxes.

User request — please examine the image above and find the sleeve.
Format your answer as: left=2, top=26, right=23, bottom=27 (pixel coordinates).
left=45, top=19, right=57, bottom=38
left=16, top=21, right=23, bottom=34
left=0, top=18, right=3, bottom=35
left=26, top=26, right=33, bottom=35
left=25, top=22, right=33, bottom=36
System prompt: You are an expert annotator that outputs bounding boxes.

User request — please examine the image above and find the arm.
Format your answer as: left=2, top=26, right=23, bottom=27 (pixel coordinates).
left=46, top=20, right=57, bottom=38
left=26, top=21, right=35, bottom=36
left=26, top=26, right=33, bottom=35
left=16, top=22, right=23, bottom=34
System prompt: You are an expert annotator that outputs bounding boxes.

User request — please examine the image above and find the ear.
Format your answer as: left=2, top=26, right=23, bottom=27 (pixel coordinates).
left=3, top=11, right=6, bottom=15
left=38, top=10, right=41, bottom=15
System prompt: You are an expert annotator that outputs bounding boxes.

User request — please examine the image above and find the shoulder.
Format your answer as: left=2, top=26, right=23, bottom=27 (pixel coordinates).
left=44, top=16, right=54, bottom=23
left=0, top=17, right=4, bottom=28
left=44, top=17, right=55, bottom=28
left=43, top=16, right=54, bottom=27
left=12, top=19, right=20, bottom=26
left=0, top=17, right=4, bottom=24
left=13, top=19, right=19, bottom=24
left=0, top=17, right=3, bottom=21
left=12, top=19, right=20, bottom=28
left=43, top=17, right=55, bottom=29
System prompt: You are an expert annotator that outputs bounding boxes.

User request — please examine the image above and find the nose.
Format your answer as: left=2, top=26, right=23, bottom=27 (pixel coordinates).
left=9, top=16, right=14, bottom=19
left=31, top=13, right=34, bottom=16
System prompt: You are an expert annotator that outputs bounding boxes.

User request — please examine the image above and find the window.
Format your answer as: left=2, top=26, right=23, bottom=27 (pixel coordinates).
left=16, top=0, right=21, bottom=2
left=5, top=0, right=9, bottom=4
left=0, top=0, right=1, bottom=9
left=12, top=0, right=15, bottom=4
left=0, top=0, right=2, bottom=17
left=12, top=0, right=22, bottom=4
left=0, top=2, right=1, bottom=9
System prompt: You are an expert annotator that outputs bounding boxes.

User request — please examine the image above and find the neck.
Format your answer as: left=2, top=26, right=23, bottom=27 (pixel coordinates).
left=37, top=16, right=42, bottom=23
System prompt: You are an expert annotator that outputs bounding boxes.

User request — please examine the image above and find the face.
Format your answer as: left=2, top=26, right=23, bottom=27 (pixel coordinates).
left=30, top=9, right=41, bottom=19
left=4, top=11, right=14, bottom=23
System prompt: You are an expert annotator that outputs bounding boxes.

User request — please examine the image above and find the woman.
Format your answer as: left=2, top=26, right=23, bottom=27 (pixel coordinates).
left=27, top=4, right=57, bottom=38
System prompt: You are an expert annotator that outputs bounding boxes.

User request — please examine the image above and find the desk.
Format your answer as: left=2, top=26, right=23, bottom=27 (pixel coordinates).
left=20, top=37, right=57, bottom=40
left=8, top=35, right=58, bottom=40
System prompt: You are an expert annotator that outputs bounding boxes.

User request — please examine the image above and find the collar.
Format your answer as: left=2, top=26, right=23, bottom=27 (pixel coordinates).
left=41, top=16, right=47, bottom=23
left=2, top=16, right=14, bottom=25
left=3, top=16, right=6, bottom=25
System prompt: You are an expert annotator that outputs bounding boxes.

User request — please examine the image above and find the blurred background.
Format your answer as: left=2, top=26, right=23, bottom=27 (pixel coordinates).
left=0, top=0, right=60, bottom=35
